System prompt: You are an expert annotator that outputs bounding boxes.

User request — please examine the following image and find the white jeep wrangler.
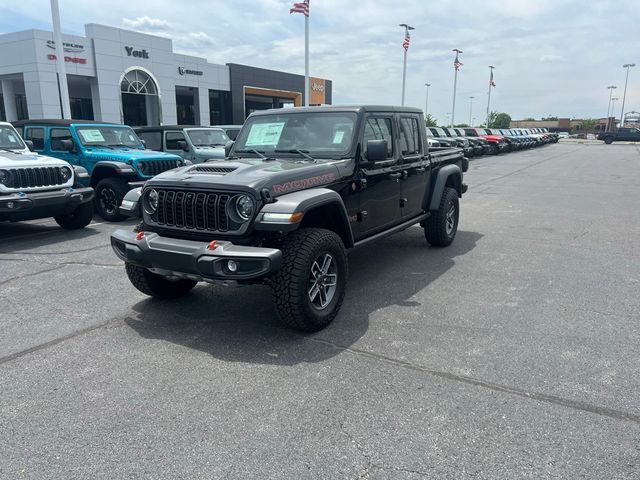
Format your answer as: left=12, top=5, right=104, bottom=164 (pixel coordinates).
left=0, top=122, right=94, bottom=229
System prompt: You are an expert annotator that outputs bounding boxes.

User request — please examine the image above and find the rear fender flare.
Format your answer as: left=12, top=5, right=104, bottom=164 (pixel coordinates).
left=429, top=165, right=462, bottom=211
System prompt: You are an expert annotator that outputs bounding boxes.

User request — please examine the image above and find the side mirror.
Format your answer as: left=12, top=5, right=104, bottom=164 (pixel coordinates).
left=25, top=140, right=34, bottom=151
left=60, top=139, right=75, bottom=152
left=366, top=139, right=388, bottom=163
left=140, top=139, right=146, bottom=148
left=224, top=140, right=234, bottom=158
left=176, top=140, right=189, bottom=152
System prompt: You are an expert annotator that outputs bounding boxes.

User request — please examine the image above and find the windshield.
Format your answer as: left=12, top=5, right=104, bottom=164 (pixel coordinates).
left=435, top=128, right=448, bottom=137
left=476, top=128, right=488, bottom=135
left=76, top=126, right=142, bottom=148
left=186, top=128, right=230, bottom=147
left=0, top=125, right=26, bottom=150
left=233, top=112, right=357, bottom=156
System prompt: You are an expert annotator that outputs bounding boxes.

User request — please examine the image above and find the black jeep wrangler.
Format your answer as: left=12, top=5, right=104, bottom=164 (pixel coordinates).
left=111, top=106, right=467, bottom=331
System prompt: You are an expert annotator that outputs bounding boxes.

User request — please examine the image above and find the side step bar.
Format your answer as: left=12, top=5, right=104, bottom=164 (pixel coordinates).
left=351, top=213, right=430, bottom=251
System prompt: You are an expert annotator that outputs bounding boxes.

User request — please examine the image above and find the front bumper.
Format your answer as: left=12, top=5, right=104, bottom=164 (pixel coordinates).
left=111, top=230, right=283, bottom=283
left=0, top=187, right=94, bottom=220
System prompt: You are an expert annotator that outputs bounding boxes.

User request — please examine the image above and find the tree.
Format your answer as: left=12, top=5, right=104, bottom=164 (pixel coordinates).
left=454, top=123, right=469, bottom=128
left=523, top=117, right=536, bottom=121
left=425, top=114, right=438, bottom=127
left=578, top=118, right=597, bottom=132
left=487, top=111, right=512, bottom=129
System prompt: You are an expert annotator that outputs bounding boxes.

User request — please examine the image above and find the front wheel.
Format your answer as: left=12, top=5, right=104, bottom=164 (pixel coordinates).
left=271, top=228, right=348, bottom=332
left=95, top=178, right=129, bottom=222
left=125, top=263, right=197, bottom=299
left=54, top=201, right=93, bottom=230
left=604, top=137, right=613, bottom=145
left=424, top=187, right=459, bottom=247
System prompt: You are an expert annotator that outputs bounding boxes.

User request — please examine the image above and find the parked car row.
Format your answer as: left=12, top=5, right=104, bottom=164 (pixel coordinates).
left=427, top=126, right=558, bottom=158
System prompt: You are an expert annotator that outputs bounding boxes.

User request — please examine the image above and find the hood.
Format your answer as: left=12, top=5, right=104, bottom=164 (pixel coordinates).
left=0, top=151, right=71, bottom=168
left=481, top=134, right=504, bottom=142
left=146, top=157, right=345, bottom=198
left=85, top=147, right=182, bottom=162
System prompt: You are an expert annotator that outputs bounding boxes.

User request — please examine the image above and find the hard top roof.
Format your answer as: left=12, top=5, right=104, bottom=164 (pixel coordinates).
left=134, top=125, right=226, bottom=132
left=249, top=105, right=423, bottom=117
left=12, top=119, right=114, bottom=127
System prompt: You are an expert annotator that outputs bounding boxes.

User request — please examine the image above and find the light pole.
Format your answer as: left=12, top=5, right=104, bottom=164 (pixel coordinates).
left=469, top=96, right=474, bottom=126
left=424, top=83, right=431, bottom=120
left=50, top=0, right=71, bottom=118
left=445, top=112, right=451, bottom=126
left=620, top=63, right=636, bottom=127
left=399, top=24, right=415, bottom=106
left=606, top=85, right=617, bottom=130
left=451, top=49, right=463, bottom=127
left=611, top=97, right=619, bottom=120
left=485, top=65, right=495, bottom=127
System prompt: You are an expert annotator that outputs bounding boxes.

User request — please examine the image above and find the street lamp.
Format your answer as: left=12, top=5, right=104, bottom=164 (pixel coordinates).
left=620, top=64, right=636, bottom=127
left=399, top=24, right=415, bottom=106
left=469, top=96, right=474, bottom=126
left=486, top=66, right=495, bottom=127
left=424, top=83, right=431, bottom=120
left=606, top=85, right=617, bottom=120
left=451, top=48, right=463, bottom=127
left=611, top=97, right=619, bottom=119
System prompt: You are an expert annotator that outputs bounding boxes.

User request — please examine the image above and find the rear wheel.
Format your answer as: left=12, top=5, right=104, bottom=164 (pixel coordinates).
left=54, top=201, right=93, bottom=230
left=95, top=177, right=128, bottom=222
left=125, top=263, right=197, bottom=299
left=425, top=187, right=459, bottom=247
left=271, top=228, right=347, bottom=332
left=604, top=136, right=614, bottom=144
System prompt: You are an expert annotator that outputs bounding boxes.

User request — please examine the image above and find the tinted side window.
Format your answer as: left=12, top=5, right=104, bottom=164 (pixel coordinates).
left=25, top=127, right=45, bottom=150
left=363, top=117, right=393, bottom=158
left=138, top=131, right=162, bottom=151
left=399, top=116, right=421, bottom=156
left=51, top=128, right=72, bottom=151
left=165, top=131, right=186, bottom=150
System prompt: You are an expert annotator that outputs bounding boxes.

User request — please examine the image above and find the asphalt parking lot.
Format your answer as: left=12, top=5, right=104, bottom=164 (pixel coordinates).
left=1, top=143, right=639, bottom=479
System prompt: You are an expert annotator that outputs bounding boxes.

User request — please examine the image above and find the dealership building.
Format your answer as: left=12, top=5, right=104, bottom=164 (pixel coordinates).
left=0, top=24, right=332, bottom=126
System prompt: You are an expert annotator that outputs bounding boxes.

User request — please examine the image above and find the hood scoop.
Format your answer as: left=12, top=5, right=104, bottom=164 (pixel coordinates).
left=189, top=164, right=239, bottom=175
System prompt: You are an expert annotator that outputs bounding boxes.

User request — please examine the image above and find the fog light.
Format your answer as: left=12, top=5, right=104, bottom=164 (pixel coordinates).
left=227, top=260, right=238, bottom=272
left=6, top=201, right=15, bottom=209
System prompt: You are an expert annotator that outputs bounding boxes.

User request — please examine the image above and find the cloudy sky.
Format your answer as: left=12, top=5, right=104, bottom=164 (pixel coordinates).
left=2, top=0, right=638, bottom=123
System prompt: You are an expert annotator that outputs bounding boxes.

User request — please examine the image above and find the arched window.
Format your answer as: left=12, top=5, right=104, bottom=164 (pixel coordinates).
left=120, top=69, right=158, bottom=95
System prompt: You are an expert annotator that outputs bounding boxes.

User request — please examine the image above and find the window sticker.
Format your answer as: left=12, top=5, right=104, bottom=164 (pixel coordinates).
left=245, top=122, right=285, bottom=147
left=79, top=129, right=105, bottom=142
left=7, top=134, right=17, bottom=142
left=332, top=131, right=345, bottom=144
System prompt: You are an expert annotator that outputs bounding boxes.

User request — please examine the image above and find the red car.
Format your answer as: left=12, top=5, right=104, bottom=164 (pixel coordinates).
left=464, top=128, right=510, bottom=154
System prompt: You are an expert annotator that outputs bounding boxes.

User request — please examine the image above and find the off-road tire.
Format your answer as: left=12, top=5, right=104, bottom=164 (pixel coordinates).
left=54, top=201, right=93, bottom=230
left=95, top=177, right=129, bottom=222
left=271, top=228, right=347, bottom=332
left=604, top=136, right=613, bottom=145
left=425, top=187, right=459, bottom=247
left=125, top=263, right=197, bottom=299
left=491, top=143, right=500, bottom=155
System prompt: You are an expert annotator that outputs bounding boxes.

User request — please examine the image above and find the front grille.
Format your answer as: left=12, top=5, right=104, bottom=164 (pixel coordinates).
left=10, top=167, right=66, bottom=188
left=152, top=189, right=243, bottom=233
left=138, top=160, right=177, bottom=176
left=191, top=165, right=238, bottom=174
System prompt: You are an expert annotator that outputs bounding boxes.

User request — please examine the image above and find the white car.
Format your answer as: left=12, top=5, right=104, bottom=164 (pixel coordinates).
left=0, top=122, right=95, bottom=229
left=557, top=131, right=569, bottom=138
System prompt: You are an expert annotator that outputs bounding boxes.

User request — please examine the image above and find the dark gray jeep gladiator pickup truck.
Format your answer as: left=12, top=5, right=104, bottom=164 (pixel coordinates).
left=111, top=106, right=467, bottom=331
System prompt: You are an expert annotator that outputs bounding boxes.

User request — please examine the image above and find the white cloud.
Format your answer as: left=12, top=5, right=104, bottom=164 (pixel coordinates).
left=122, top=16, right=171, bottom=31
left=539, top=54, right=565, bottom=63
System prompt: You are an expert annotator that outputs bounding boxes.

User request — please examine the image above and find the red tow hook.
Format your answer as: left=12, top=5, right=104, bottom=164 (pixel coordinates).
left=135, top=231, right=144, bottom=241
left=207, top=240, right=217, bottom=251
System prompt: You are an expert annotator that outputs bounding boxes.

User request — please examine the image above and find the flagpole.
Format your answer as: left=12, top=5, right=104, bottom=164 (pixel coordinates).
left=304, top=12, right=309, bottom=106
left=399, top=24, right=414, bottom=107
left=451, top=49, right=462, bottom=127
left=485, top=65, right=494, bottom=127
left=50, top=0, right=71, bottom=119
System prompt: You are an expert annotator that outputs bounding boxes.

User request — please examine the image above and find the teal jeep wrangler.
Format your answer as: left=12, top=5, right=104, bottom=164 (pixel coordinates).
left=13, top=120, right=185, bottom=221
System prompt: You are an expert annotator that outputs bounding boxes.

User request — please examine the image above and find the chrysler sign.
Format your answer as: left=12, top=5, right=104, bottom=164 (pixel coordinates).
left=178, top=66, right=204, bottom=76
left=46, top=40, right=84, bottom=53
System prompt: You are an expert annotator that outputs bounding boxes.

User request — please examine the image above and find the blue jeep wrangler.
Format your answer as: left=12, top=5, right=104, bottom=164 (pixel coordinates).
left=13, top=120, right=184, bottom=221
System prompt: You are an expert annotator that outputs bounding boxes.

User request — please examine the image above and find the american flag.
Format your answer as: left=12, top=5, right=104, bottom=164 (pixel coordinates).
left=290, top=0, right=309, bottom=16
left=490, top=70, right=496, bottom=87
left=402, top=31, right=410, bottom=51
left=454, top=53, right=463, bottom=71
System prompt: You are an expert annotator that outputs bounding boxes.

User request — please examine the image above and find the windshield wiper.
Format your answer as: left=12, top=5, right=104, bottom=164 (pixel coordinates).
left=107, top=144, right=131, bottom=148
left=274, top=149, right=316, bottom=162
left=0, top=147, right=22, bottom=153
left=234, top=149, right=267, bottom=159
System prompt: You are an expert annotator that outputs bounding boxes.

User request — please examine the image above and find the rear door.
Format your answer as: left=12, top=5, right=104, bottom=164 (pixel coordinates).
left=398, top=114, right=430, bottom=219
left=357, top=114, right=402, bottom=236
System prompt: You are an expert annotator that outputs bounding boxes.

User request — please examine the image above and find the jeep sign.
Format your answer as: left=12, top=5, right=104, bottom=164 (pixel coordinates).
left=124, top=46, right=149, bottom=59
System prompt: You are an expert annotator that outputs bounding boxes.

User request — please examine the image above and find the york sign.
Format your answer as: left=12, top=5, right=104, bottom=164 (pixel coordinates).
left=124, top=46, right=149, bottom=59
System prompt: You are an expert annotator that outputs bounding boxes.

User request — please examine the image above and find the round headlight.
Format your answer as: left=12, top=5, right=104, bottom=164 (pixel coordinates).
left=144, top=189, right=159, bottom=214
left=60, top=166, right=72, bottom=181
left=235, top=195, right=254, bottom=221
left=0, top=169, right=11, bottom=187
left=175, top=160, right=182, bottom=168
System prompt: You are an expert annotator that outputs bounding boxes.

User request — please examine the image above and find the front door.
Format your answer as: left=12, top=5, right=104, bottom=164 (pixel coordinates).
left=357, top=115, right=402, bottom=237
left=398, top=115, right=430, bottom=219
left=49, top=127, right=81, bottom=167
